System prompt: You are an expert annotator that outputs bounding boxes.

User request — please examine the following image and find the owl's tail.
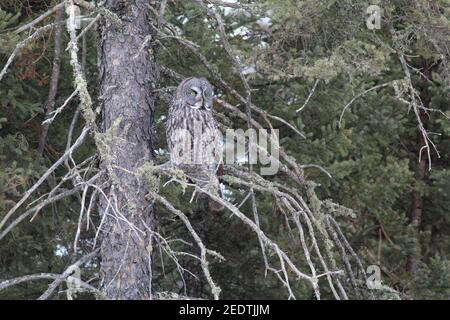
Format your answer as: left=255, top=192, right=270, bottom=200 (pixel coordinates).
left=202, top=175, right=224, bottom=213
left=192, top=171, right=224, bottom=213
left=208, top=191, right=225, bottom=212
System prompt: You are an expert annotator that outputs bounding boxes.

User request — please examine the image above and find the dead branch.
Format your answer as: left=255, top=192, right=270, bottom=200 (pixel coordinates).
left=0, top=273, right=61, bottom=291
left=42, top=90, right=79, bottom=126
left=339, top=82, right=392, bottom=127
left=147, top=190, right=223, bottom=300
left=38, top=7, right=65, bottom=154
left=38, top=248, right=100, bottom=300
left=296, top=79, right=319, bottom=113
left=66, top=1, right=97, bottom=130
left=0, top=126, right=90, bottom=232
left=0, top=21, right=66, bottom=82
left=14, top=2, right=65, bottom=34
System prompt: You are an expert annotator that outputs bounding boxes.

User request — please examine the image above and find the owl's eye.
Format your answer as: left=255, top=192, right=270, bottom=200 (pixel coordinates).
left=190, top=89, right=196, bottom=96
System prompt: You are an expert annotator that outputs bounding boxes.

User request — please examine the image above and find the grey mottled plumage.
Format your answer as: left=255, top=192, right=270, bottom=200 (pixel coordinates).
left=166, top=77, right=223, bottom=211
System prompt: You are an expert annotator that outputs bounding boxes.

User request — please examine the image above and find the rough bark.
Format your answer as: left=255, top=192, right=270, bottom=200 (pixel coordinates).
left=97, top=0, right=159, bottom=299
left=38, top=8, right=64, bottom=154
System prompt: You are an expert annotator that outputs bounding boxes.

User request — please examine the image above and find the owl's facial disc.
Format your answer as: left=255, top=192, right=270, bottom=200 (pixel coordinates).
left=182, top=78, right=214, bottom=110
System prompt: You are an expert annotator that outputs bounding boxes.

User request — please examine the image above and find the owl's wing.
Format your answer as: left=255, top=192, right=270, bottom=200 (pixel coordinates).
left=199, top=123, right=223, bottom=172
left=166, top=101, right=191, bottom=166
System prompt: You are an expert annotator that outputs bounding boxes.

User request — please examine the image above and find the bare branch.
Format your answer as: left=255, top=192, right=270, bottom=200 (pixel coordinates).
left=0, top=127, right=90, bottom=232
left=42, top=90, right=78, bottom=126
left=66, top=1, right=97, bottom=130
left=338, top=82, right=391, bottom=127
left=14, top=2, right=65, bottom=34
left=0, top=273, right=61, bottom=291
left=65, top=14, right=101, bottom=51
left=148, top=190, right=223, bottom=300
left=0, top=22, right=65, bottom=82
left=296, top=79, right=319, bottom=113
left=38, top=7, right=65, bottom=154
left=38, top=249, right=100, bottom=300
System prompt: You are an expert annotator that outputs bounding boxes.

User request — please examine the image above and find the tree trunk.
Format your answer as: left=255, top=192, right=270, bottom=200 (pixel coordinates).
left=406, top=132, right=426, bottom=273
left=97, top=0, right=159, bottom=299
left=406, top=60, right=431, bottom=273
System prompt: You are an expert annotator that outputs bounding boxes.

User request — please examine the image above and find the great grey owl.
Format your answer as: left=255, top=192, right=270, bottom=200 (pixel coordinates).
left=166, top=77, right=224, bottom=211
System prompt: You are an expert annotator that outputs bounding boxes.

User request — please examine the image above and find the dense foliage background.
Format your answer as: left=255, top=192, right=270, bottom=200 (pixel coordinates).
left=0, top=0, right=449, bottom=299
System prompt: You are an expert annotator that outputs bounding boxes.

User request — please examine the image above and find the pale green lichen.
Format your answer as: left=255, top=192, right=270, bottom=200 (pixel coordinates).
left=94, top=118, right=125, bottom=193
left=323, top=199, right=355, bottom=218
left=97, top=7, right=122, bottom=30
left=94, top=118, right=122, bottom=164
left=136, top=161, right=160, bottom=193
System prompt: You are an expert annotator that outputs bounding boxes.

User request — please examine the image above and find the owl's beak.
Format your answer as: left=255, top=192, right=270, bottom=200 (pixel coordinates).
left=203, top=101, right=212, bottom=110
